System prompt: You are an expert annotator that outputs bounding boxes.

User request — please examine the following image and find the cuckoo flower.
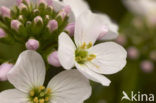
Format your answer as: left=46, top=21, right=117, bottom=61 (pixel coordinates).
left=0, top=50, right=91, bottom=103
left=57, top=0, right=118, bottom=40
left=58, top=10, right=127, bottom=86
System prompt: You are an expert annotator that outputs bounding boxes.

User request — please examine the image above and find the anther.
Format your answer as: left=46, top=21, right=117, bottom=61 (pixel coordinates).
left=34, top=97, right=39, bottom=103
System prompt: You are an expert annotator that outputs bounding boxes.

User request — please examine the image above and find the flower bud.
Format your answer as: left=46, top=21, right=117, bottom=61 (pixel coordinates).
left=11, top=20, right=22, bottom=31
left=0, top=63, right=13, bottom=81
left=127, top=47, right=139, bottom=59
left=47, top=20, right=58, bottom=32
left=38, top=0, right=47, bottom=6
left=0, top=6, right=11, bottom=18
left=0, top=28, right=6, bottom=38
left=48, top=51, right=61, bottom=67
left=25, top=38, right=39, bottom=50
left=34, top=16, right=43, bottom=24
left=65, top=23, right=75, bottom=36
left=115, top=35, right=126, bottom=45
left=57, top=10, right=66, bottom=20
left=18, top=15, right=24, bottom=21
left=47, top=0, right=53, bottom=6
left=18, top=3, right=27, bottom=11
left=63, top=6, right=71, bottom=15
left=140, top=60, right=154, bottom=73
left=17, top=0, right=30, bottom=5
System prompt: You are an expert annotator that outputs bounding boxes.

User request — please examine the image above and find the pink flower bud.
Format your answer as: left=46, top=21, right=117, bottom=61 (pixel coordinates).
left=34, top=16, right=43, bottom=24
left=18, top=3, right=27, bottom=11
left=97, top=26, right=109, bottom=40
left=48, top=51, right=61, bottom=67
left=141, top=60, right=154, bottom=73
left=127, top=47, right=139, bottom=59
left=0, top=28, right=6, bottom=38
left=65, top=23, right=75, bottom=36
left=0, top=6, right=11, bottom=18
left=0, top=63, right=13, bottom=81
left=17, top=0, right=30, bottom=5
left=47, top=20, right=58, bottom=32
left=115, top=35, right=126, bottom=45
left=11, top=20, right=22, bottom=31
left=45, top=15, right=50, bottom=20
left=47, top=0, right=53, bottom=6
left=38, top=0, right=47, bottom=5
left=63, top=6, right=71, bottom=15
left=57, top=10, right=66, bottom=20
left=25, top=38, right=39, bottom=50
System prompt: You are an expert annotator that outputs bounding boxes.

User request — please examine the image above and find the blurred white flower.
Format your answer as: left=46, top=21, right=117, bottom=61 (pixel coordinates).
left=0, top=50, right=91, bottom=103
left=58, top=10, right=127, bottom=86
left=123, top=0, right=156, bottom=25
left=56, top=0, right=119, bottom=40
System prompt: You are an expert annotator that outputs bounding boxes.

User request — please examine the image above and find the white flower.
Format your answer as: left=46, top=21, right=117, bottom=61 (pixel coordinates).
left=0, top=50, right=91, bottom=103
left=123, top=0, right=156, bottom=24
left=58, top=10, right=127, bottom=86
left=55, top=0, right=118, bottom=40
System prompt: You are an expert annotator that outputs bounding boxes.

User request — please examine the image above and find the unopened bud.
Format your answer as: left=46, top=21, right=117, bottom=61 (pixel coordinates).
left=115, top=35, right=126, bottom=45
left=65, top=23, right=75, bottom=36
left=38, top=0, right=47, bottom=6
left=18, top=3, right=27, bottom=11
left=11, top=20, right=22, bottom=31
left=48, top=51, right=61, bottom=67
left=47, top=0, right=53, bottom=6
left=25, top=38, right=39, bottom=50
left=0, top=28, right=6, bottom=38
left=34, top=16, right=43, bottom=24
left=47, top=20, right=58, bottom=32
left=141, top=60, right=154, bottom=73
left=57, top=10, right=66, bottom=20
left=0, top=6, right=11, bottom=18
left=127, top=47, right=139, bottom=59
left=63, top=6, right=71, bottom=15
left=17, top=0, right=30, bottom=5
left=0, top=63, right=13, bottom=81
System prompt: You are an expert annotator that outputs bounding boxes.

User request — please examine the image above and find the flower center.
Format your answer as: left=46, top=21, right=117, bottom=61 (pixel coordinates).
left=29, top=86, right=51, bottom=103
left=75, top=42, right=96, bottom=64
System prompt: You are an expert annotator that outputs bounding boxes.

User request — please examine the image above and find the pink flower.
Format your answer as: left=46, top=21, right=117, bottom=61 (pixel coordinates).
left=0, top=28, right=6, bottom=38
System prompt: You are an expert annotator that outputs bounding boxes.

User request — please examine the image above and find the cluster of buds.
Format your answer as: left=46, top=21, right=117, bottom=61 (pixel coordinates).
left=0, top=0, right=76, bottom=75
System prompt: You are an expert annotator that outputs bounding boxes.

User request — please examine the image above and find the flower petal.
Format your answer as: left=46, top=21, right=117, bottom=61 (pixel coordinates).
left=58, top=32, right=76, bottom=70
left=8, top=50, right=46, bottom=93
left=60, top=0, right=90, bottom=18
left=74, top=10, right=105, bottom=46
left=52, top=0, right=75, bottom=23
left=47, top=69, right=91, bottom=103
left=75, top=63, right=111, bottom=86
left=0, top=89, right=28, bottom=103
left=88, top=42, right=127, bottom=75
left=96, top=13, right=119, bottom=40
left=0, top=0, right=16, bottom=8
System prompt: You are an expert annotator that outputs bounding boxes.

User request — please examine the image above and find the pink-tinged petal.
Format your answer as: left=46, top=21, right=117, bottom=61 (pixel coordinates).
left=8, top=50, right=46, bottom=93
left=58, top=32, right=76, bottom=70
left=48, top=51, right=61, bottom=67
left=47, top=69, right=91, bottom=103
left=88, top=42, right=127, bottom=75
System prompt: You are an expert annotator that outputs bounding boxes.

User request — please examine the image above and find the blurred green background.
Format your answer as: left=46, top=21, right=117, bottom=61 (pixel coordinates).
left=0, top=0, right=156, bottom=103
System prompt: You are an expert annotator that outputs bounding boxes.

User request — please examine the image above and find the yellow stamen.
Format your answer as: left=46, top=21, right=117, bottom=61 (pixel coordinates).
left=39, top=99, right=45, bottom=103
left=30, top=90, right=35, bottom=96
left=87, top=54, right=96, bottom=61
left=34, top=97, right=38, bottom=103
left=39, top=86, right=45, bottom=91
left=46, top=88, right=51, bottom=94
left=81, top=42, right=86, bottom=49
left=45, top=97, right=49, bottom=101
left=87, top=42, right=93, bottom=48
